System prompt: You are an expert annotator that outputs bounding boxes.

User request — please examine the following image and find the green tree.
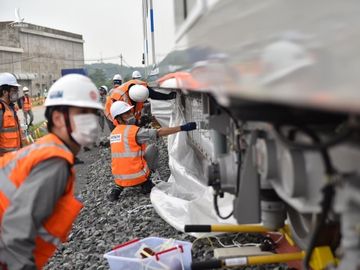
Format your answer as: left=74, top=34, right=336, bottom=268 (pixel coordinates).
left=89, top=68, right=107, bottom=87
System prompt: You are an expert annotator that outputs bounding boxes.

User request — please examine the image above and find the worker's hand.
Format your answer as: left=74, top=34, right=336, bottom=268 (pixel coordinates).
left=180, top=122, right=197, bottom=131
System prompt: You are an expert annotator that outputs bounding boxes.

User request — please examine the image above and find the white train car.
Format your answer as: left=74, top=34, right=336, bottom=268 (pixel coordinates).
left=150, top=1, right=360, bottom=269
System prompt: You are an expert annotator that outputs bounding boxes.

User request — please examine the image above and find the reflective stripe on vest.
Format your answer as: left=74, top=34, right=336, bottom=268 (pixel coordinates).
left=111, top=125, right=150, bottom=187
left=111, top=151, right=142, bottom=158
left=38, top=226, right=62, bottom=247
left=113, top=163, right=149, bottom=180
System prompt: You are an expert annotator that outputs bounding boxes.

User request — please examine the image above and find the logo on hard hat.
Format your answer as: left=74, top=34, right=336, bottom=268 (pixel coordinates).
left=89, top=90, right=97, bottom=101
left=49, top=90, right=63, bottom=99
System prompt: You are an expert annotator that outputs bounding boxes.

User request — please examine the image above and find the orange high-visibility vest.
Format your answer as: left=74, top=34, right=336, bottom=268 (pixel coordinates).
left=110, top=125, right=150, bottom=187
left=23, top=96, right=32, bottom=111
left=0, top=101, right=21, bottom=156
left=110, top=80, right=147, bottom=121
left=0, top=133, right=82, bottom=269
left=104, top=95, right=113, bottom=121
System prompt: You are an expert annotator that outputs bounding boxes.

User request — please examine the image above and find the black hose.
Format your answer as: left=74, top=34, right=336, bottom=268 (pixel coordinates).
left=192, top=259, right=223, bottom=270
left=213, top=193, right=233, bottom=220
left=274, top=123, right=352, bottom=151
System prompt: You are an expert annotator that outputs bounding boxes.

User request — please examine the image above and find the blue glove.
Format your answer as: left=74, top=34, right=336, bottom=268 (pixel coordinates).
left=180, top=122, right=197, bottom=131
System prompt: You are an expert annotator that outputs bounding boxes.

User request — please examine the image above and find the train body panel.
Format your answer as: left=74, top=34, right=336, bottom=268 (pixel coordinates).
left=150, top=0, right=360, bottom=268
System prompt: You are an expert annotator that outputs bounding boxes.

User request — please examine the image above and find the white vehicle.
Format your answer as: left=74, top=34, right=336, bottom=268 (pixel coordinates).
left=150, top=1, right=360, bottom=269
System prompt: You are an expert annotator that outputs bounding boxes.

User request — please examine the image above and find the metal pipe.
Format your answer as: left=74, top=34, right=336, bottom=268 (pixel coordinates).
left=141, top=0, right=148, bottom=76
left=149, top=0, right=156, bottom=66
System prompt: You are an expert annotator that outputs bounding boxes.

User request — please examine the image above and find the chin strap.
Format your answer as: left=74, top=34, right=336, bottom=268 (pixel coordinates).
left=62, top=109, right=80, bottom=147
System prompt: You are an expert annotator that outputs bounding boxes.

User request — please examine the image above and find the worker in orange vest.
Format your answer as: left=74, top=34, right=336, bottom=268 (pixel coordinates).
left=0, top=73, right=22, bottom=157
left=22, top=86, right=34, bottom=126
left=0, top=74, right=103, bottom=270
left=107, top=101, right=196, bottom=201
left=105, top=79, right=144, bottom=125
left=111, top=83, right=148, bottom=123
left=104, top=74, right=123, bottom=131
left=110, top=81, right=176, bottom=126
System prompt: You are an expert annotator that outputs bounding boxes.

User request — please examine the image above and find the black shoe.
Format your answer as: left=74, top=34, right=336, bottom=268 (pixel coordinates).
left=140, top=180, right=154, bottom=194
left=74, top=157, right=84, bottom=164
left=107, top=186, right=123, bottom=202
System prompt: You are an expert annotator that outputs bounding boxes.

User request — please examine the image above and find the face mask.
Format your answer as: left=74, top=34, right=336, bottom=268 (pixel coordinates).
left=125, top=116, right=136, bottom=125
left=10, top=92, right=19, bottom=102
left=71, top=113, right=100, bottom=146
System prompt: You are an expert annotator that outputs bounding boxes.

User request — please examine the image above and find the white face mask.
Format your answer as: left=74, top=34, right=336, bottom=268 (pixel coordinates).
left=71, top=113, right=99, bottom=146
left=125, top=115, right=136, bottom=125
left=10, top=92, right=19, bottom=102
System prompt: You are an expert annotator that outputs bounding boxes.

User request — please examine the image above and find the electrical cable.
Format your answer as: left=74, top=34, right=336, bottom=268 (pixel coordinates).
left=208, top=95, right=242, bottom=219
left=274, top=123, right=352, bottom=151
left=273, top=123, right=339, bottom=269
left=213, top=193, right=233, bottom=220
left=0, top=54, right=129, bottom=65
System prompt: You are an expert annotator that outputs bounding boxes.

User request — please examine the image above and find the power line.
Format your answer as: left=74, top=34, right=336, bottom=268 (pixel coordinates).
left=0, top=54, right=125, bottom=66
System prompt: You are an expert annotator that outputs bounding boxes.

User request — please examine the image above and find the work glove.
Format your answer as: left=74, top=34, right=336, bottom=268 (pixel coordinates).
left=180, top=122, right=197, bottom=132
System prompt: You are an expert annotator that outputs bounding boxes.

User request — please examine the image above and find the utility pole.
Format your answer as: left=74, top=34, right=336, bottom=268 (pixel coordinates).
left=120, top=54, right=123, bottom=67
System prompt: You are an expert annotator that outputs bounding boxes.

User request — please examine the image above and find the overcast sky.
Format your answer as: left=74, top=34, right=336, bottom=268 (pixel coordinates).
left=0, top=0, right=175, bottom=67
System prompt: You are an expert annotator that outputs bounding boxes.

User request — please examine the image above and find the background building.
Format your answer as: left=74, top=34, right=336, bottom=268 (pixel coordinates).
left=0, top=21, right=84, bottom=96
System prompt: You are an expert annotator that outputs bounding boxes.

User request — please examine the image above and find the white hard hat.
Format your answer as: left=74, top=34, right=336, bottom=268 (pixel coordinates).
left=99, top=85, right=108, bottom=92
left=110, top=101, right=134, bottom=119
left=0, top=73, right=21, bottom=87
left=113, top=74, right=123, bottom=81
left=132, top=70, right=142, bottom=79
left=159, top=78, right=178, bottom=88
left=261, top=40, right=314, bottom=85
left=23, top=86, right=29, bottom=92
left=129, top=84, right=149, bottom=102
left=44, top=74, right=103, bottom=110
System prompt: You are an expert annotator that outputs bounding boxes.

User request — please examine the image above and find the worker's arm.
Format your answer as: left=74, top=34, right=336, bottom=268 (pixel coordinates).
left=0, top=158, right=70, bottom=270
left=148, top=87, right=176, bottom=100
left=157, top=126, right=181, bottom=137
left=136, top=122, right=197, bottom=145
left=158, top=122, right=196, bottom=137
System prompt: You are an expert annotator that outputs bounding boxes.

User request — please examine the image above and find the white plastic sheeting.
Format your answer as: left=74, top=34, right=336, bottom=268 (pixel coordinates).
left=150, top=96, right=236, bottom=235
left=149, top=99, right=175, bottom=128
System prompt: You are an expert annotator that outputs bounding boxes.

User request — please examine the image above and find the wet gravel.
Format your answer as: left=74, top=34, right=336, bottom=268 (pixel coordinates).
left=44, top=135, right=290, bottom=270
